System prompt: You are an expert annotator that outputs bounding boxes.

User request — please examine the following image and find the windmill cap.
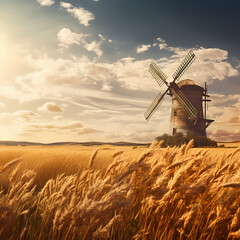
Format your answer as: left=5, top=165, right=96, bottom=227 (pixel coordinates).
left=177, top=79, right=203, bottom=88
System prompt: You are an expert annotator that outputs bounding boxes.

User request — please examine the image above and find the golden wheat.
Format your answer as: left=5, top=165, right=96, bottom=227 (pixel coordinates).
left=0, top=143, right=239, bottom=239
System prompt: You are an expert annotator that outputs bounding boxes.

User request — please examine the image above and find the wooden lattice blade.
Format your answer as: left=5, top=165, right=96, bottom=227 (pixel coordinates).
left=149, top=61, right=168, bottom=87
left=173, top=89, right=198, bottom=119
left=144, top=92, right=165, bottom=121
left=172, top=50, right=196, bottom=82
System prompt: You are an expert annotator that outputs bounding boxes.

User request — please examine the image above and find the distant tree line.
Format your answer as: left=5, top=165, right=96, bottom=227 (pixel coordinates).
left=155, top=133, right=217, bottom=148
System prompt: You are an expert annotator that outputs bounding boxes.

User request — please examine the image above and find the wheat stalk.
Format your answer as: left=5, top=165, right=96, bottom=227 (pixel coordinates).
left=0, top=158, right=22, bottom=173
left=89, top=149, right=99, bottom=168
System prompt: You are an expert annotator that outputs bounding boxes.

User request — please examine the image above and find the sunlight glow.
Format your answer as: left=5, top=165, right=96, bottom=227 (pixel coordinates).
left=0, top=35, right=8, bottom=64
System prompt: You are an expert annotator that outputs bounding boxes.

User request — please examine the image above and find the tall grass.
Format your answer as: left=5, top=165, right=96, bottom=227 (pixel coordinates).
left=0, top=142, right=240, bottom=239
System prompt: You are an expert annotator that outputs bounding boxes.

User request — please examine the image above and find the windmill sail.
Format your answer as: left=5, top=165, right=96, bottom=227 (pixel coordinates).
left=172, top=50, right=196, bottom=82
left=149, top=61, right=168, bottom=87
left=144, top=92, right=165, bottom=121
left=173, top=89, right=198, bottom=119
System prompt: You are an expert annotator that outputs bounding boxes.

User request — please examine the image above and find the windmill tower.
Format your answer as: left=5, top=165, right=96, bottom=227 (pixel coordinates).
left=144, top=50, right=214, bottom=136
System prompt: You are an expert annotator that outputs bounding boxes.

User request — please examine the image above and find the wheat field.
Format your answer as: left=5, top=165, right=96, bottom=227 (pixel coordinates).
left=0, top=141, right=240, bottom=240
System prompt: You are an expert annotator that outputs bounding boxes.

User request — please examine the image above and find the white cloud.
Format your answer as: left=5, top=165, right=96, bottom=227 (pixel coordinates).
left=136, top=44, right=151, bottom=53
left=159, top=43, right=168, bottom=50
left=98, top=34, right=105, bottom=41
left=102, top=83, right=112, bottom=91
left=78, top=128, right=101, bottom=135
left=60, top=1, right=72, bottom=8
left=0, top=102, right=5, bottom=108
left=38, top=102, right=64, bottom=112
left=0, top=112, right=11, bottom=119
left=157, top=37, right=165, bottom=43
left=154, top=38, right=168, bottom=49
left=60, top=121, right=83, bottom=129
left=12, top=111, right=39, bottom=121
left=0, top=110, right=38, bottom=122
left=209, top=95, right=240, bottom=124
left=30, top=121, right=82, bottom=130
left=3, top=41, right=237, bottom=114
left=204, top=94, right=240, bottom=141
left=184, top=47, right=238, bottom=82
left=14, top=44, right=238, bottom=98
left=148, top=39, right=239, bottom=84
left=60, top=2, right=94, bottom=26
left=209, top=129, right=240, bottom=142
left=82, top=109, right=122, bottom=115
left=57, top=28, right=87, bottom=48
left=4, top=41, right=239, bottom=142
left=37, top=0, right=54, bottom=6
left=211, top=94, right=239, bottom=105
left=84, top=41, right=103, bottom=58
left=54, top=115, right=63, bottom=121
left=81, top=34, right=107, bottom=58
left=27, top=121, right=101, bottom=136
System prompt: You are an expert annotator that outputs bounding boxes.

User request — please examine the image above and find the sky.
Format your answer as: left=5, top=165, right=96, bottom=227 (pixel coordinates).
left=0, top=0, right=240, bottom=143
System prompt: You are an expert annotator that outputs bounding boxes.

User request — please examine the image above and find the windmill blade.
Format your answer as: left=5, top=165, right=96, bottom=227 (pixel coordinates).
left=144, top=92, right=165, bottom=121
left=149, top=61, right=168, bottom=87
left=172, top=50, right=196, bottom=82
left=173, top=89, right=198, bottom=119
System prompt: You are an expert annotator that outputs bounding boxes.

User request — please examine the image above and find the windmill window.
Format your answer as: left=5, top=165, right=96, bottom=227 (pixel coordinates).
left=174, top=109, right=177, bottom=116
left=173, top=128, right=177, bottom=135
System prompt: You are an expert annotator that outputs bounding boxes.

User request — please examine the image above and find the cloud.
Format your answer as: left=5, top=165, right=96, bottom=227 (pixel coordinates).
left=28, top=121, right=101, bottom=135
left=57, top=28, right=87, bottom=48
left=82, top=109, right=122, bottom=115
left=229, top=116, right=240, bottom=123
left=12, top=111, right=39, bottom=121
left=154, top=44, right=239, bottom=84
left=159, top=43, right=168, bottom=50
left=60, top=121, right=83, bottom=129
left=57, top=29, right=105, bottom=57
left=136, top=44, right=151, bottom=53
left=82, top=34, right=107, bottom=58
left=137, top=38, right=239, bottom=85
left=0, top=102, right=5, bottom=108
left=98, top=34, right=105, bottom=41
left=30, top=121, right=82, bottom=130
left=209, top=129, right=240, bottom=142
left=15, top=44, right=238, bottom=96
left=209, top=95, right=240, bottom=123
left=8, top=41, right=239, bottom=110
left=205, top=94, right=240, bottom=141
left=84, top=41, right=103, bottom=58
left=0, top=112, right=11, bottom=119
left=156, top=38, right=167, bottom=49
left=60, top=1, right=71, bottom=8
left=38, top=102, right=64, bottom=112
left=60, top=2, right=94, bottom=26
left=78, top=128, right=101, bottom=135
left=126, top=131, right=160, bottom=143
left=99, top=129, right=163, bottom=143
left=210, top=94, right=239, bottom=105
left=157, top=37, right=165, bottom=43
left=5, top=42, right=239, bottom=142
left=37, top=0, right=54, bottom=6
left=54, top=115, right=63, bottom=121
left=101, top=83, right=112, bottom=91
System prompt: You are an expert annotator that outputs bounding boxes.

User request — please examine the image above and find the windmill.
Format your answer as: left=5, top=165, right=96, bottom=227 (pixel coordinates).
left=144, top=50, right=214, bottom=136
